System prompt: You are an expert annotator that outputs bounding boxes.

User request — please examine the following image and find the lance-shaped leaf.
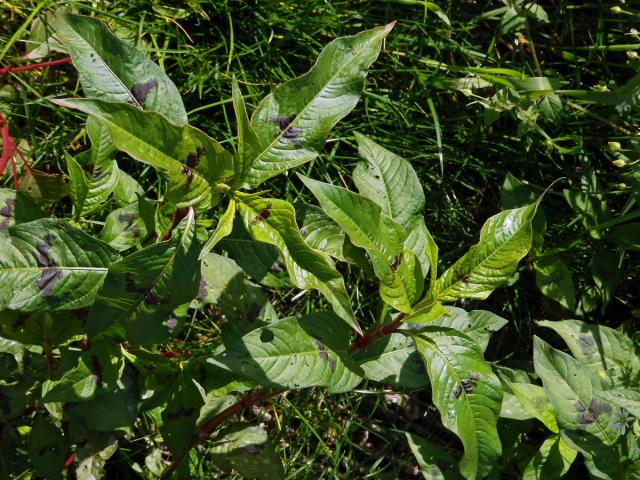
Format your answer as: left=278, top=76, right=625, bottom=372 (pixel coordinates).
left=247, top=24, right=393, bottom=186
left=51, top=98, right=233, bottom=209
left=200, top=199, right=236, bottom=259
left=230, top=77, right=261, bottom=189
left=86, top=209, right=201, bottom=344
left=352, top=133, right=435, bottom=278
left=538, top=319, right=640, bottom=387
left=66, top=153, right=120, bottom=219
left=54, top=13, right=187, bottom=125
left=299, top=175, right=418, bottom=312
left=209, top=313, right=362, bottom=393
left=508, top=382, right=559, bottom=432
left=209, top=423, right=285, bottom=480
left=595, top=389, right=640, bottom=418
left=412, top=327, right=503, bottom=480
left=353, top=133, right=425, bottom=227
left=0, top=219, right=119, bottom=311
left=533, top=337, right=624, bottom=480
left=234, top=192, right=358, bottom=333
left=434, top=203, right=537, bottom=302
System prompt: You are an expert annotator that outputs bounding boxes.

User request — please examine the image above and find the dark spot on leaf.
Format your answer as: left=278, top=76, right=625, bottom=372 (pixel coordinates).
left=143, top=290, right=162, bottom=306
left=33, top=233, right=55, bottom=267
left=118, top=213, right=135, bottom=226
left=186, top=152, right=198, bottom=169
left=299, top=227, right=307, bottom=236
left=93, top=168, right=107, bottom=181
left=131, top=79, right=158, bottom=103
left=578, top=335, right=597, bottom=354
left=588, top=399, right=611, bottom=417
left=125, top=273, right=145, bottom=294
left=180, top=166, right=194, bottom=190
left=131, top=227, right=141, bottom=238
left=260, top=329, right=274, bottom=343
left=283, top=126, right=302, bottom=139
left=90, top=355, right=102, bottom=386
left=36, top=267, right=62, bottom=297
left=0, top=219, right=8, bottom=230
left=390, top=256, right=401, bottom=272
left=0, top=198, right=14, bottom=218
left=197, top=278, right=208, bottom=300
left=453, top=384, right=462, bottom=398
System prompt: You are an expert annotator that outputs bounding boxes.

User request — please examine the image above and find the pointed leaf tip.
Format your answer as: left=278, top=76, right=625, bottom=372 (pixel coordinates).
left=384, top=21, right=397, bottom=34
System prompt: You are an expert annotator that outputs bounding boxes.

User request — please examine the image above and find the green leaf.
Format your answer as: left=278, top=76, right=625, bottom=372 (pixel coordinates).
left=508, top=382, right=559, bottom=432
left=247, top=24, right=393, bottom=186
left=43, top=341, right=124, bottom=402
left=299, top=174, right=405, bottom=258
left=353, top=132, right=425, bottom=228
left=428, top=307, right=508, bottom=352
left=52, top=98, right=233, bottom=209
left=534, top=255, right=575, bottom=311
left=235, top=192, right=358, bottom=333
left=299, top=175, right=417, bottom=312
left=65, top=152, right=89, bottom=219
left=54, top=13, right=187, bottom=125
left=595, top=389, right=640, bottom=419
left=28, top=415, right=66, bottom=480
left=296, top=204, right=368, bottom=268
left=210, top=313, right=362, bottom=393
left=405, top=431, right=462, bottom=480
left=100, top=196, right=155, bottom=251
left=0, top=188, right=43, bottom=231
left=537, top=319, right=640, bottom=387
left=522, top=434, right=577, bottom=480
left=434, top=203, right=537, bottom=302
left=230, top=77, right=261, bottom=189
left=209, top=423, right=284, bottom=480
left=86, top=208, right=201, bottom=344
left=413, top=327, right=503, bottom=480
left=114, top=169, right=144, bottom=205
left=0, top=219, right=119, bottom=311
left=533, top=336, right=624, bottom=479
left=354, top=332, right=427, bottom=389
left=200, top=199, right=236, bottom=259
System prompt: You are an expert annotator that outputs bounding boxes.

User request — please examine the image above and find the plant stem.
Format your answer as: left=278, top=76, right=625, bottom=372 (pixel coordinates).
left=0, top=57, right=72, bottom=76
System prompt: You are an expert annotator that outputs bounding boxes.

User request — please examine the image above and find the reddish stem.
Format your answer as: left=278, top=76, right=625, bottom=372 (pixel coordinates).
left=0, top=57, right=72, bottom=76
